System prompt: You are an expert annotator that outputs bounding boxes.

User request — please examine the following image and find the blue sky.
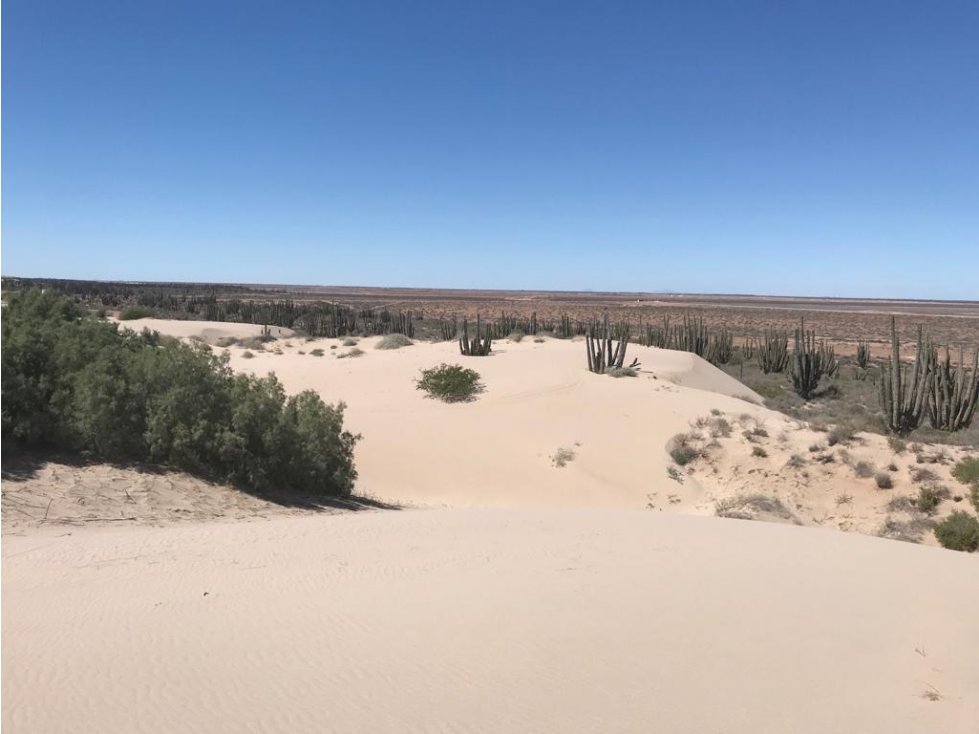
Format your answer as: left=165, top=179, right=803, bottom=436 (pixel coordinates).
left=3, top=0, right=978, bottom=298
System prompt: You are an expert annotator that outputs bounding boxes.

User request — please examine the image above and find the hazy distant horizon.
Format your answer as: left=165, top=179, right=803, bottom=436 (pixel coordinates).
left=5, top=273, right=978, bottom=306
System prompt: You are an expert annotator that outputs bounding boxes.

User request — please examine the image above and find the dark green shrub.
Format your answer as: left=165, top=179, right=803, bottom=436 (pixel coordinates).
left=933, top=511, right=979, bottom=552
left=1, top=290, right=359, bottom=498
left=416, top=364, right=483, bottom=403
left=875, top=472, right=894, bottom=489
left=951, top=457, right=979, bottom=486
left=118, top=305, right=153, bottom=320
left=309, top=348, right=325, bottom=357
left=915, top=485, right=947, bottom=515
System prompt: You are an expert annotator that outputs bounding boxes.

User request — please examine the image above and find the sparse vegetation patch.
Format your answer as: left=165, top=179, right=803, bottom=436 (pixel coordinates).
left=415, top=363, right=483, bottom=403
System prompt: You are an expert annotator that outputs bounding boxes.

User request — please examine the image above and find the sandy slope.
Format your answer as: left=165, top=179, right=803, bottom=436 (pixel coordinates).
left=115, top=317, right=294, bottom=342
left=224, top=335, right=767, bottom=509
left=4, top=323, right=977, bottom=733
left=3, top=510, right=977, bottom=734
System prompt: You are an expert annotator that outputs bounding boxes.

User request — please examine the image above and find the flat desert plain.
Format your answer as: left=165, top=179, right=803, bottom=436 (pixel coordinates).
left=4, top=320, right=978, bottom=733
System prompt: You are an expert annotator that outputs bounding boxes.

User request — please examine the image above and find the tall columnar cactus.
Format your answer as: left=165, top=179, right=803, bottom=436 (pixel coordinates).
left=789, top=320, right=826, bottom=399
left=706, top=329, right=734, bottom=365
left=439, top=317, right=458, bottom=341
left=585, top=314, right=638, bottom=373
left=758, top=329, right=789, bottom=373
left=459, top=315, right=492, bottom=356
left=879, top=317, right=931, bottom=436
left=741, top=336, right=756, bottom=361
left=927, top=346, right=979, bottom=432
left=856, top=342, right=871, bottom=369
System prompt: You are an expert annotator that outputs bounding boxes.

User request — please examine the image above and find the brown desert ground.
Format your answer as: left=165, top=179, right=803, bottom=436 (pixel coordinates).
left=3, top=317, right=978, bottom=733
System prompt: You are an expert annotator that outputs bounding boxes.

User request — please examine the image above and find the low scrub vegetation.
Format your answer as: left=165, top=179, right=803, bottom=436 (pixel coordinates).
left=668, top=433, right=701, bottom=466
left=415, top=363, right=483, bottom=403
left=715, top=494, right=797, bottom=523
left=376, top=333, right=413, bottom=350
left=551, top=447, right=576, bottom=467
left=933, top=511, right=979, bottom=552
left=1, top=290, right=359, bottom=497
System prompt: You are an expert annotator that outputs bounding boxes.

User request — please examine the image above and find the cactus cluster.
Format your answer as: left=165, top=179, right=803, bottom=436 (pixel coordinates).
left=758, top=329, right=789, bottom=373
left=879, top=318, right=932, bottom=435
left=927, top=346, right=979, bottom=432
left=856, top=341, right=871, bottom=369
left=789, top=320, right=838, bottom=399
left=459, top=316, right=492, bottom=356
left=585, top=315, right=639, bottom=374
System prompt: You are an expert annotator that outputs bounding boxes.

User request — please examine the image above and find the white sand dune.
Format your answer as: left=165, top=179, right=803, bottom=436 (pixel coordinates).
left=3, top=510, right=977, bottom=733
left=4, top=324, right=978, bottom=733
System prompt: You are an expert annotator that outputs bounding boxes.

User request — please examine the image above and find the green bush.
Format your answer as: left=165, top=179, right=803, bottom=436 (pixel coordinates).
left=118, top=305, right=153, bottom=320
left=951, top=457, right=979, bottom=486
left=933, top=511, right=979, bottom=552
left=416, top=364, right=483, bottom=403
left=1, top=290, right=359, bottom=497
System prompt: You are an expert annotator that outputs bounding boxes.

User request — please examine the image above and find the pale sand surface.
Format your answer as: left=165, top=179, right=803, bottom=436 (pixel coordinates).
left=115, top=317, right=295, bottom=342
left=4, top=323, right=978, bottom=733
left=4, top=510, right=978, bottom=734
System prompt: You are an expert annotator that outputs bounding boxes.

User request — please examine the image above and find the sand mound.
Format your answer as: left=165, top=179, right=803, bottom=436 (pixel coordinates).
left=3, top=509, right=977, bottom=733
left=223, top=336, right=765, bottom=509
left=114, top=317, right=294, bottom=343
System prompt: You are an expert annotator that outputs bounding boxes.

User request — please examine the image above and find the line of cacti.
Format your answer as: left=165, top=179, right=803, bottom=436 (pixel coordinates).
left=459, top=316, right=493, bottom=356
left=439, top=317, right=458, bottom=341
left=585, top=314, right=638, bottom=374
left=789, top=319, right=838, bottom=399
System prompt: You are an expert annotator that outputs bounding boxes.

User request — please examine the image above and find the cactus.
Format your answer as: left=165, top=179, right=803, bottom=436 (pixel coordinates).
left=742, top=337, right=756, bottom=361
left=459, top=315, right=492, bottom=356
left=789, top=319, right=836, bottom=399
left=706, top=329, right=733, bottom=365
left=439, top=317, right=457, bottom=342
left=879, top=318, right=931, bottom=436
left=927, top=346, right=979, bottom=432
left=856, top=342, right=870, bottom=369
left=585, top=314, right=639, bottom=373
left=758, top=329, right=789, bottom=373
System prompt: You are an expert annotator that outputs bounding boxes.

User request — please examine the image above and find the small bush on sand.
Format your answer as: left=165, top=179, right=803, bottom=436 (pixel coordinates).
left=606, top=367, right=638, bottom=378
left=241, top=351, right=255, bottom=359
left=509, top=330, right=525, bottom=342
left=875, top=472, right=894, bottom=489
left=668, top=433, right=701, bottom=466
left=667, top=466, right=683, bottom=483
left=785, top=454, right=805, bottom=469
left=533, top=337, right=545, bottom=343
left=552, top=447, right=576, bottom=467
left=915, top=485, right=947, bottom=515
left=715, top=494, right=797, bottom=523
left=341, top=338, right=359, bottom=347
left=951, top=457, right=979, bottom=487
left=708, top=417, right=732, bottom=438
left=416, top=363, right=483, bottom=403
left=878, top=516, right=933, bottom=544
left=854, top=461, right=875, bottom=478
left=910, top=467, right=938, bottom=483
left=933, top=512, right=979, bottom=552
left=376, top=333, right=413, bottom=350
left=309, top=348, right=325, bottom=357
left=752, top=446, right=768, bottom=458
left=118, top=305, right=153, bottom=320
left=888, top=436, right=907, bottom=454
left=827, top=425, right=855, bottom=446
left=337, top=347, right=365, bottom=359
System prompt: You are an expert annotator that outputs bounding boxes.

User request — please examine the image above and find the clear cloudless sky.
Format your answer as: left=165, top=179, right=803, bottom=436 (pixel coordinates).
left=2, top=0, right=978, bottom=298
